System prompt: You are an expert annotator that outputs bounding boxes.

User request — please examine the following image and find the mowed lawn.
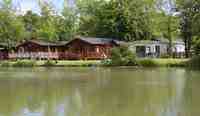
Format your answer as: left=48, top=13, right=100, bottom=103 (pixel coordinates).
left=0, top=60, right=101, bottom=67
left=137, top=58, right=189, bottom=67
left=0, top=59, right=189, bottom=67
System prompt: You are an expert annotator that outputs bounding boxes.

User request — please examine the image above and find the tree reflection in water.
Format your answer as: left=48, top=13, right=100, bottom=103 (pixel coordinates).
left=0, top=67, right=198, bottom=116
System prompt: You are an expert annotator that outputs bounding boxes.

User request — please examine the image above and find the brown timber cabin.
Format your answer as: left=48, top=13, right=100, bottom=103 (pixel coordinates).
left=15, top=40, right=67, bottom=60
left=13, top=37, right=119, bottom=60
left=66, top=37, right=119, bottom=60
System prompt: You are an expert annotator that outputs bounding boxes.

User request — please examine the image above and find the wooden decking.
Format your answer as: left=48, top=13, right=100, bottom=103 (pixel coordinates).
left=9, top=51, right=109, bottom=60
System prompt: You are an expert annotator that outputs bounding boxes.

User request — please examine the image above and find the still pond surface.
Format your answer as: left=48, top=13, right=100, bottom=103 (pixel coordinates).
left=0, top=67, right=199, bottom=116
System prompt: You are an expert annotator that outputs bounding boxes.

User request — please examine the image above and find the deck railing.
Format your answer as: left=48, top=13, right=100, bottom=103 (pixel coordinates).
left=9, top=52, right=60, bottom=59
left=8, top=51, right=110, bottom=60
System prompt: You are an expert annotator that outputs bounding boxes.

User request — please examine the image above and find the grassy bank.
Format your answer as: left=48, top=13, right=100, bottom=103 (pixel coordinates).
left=0, top=60, right=101, bottom=67
left=0, top=59, right=189, bottom=67
left=137, top=58, right=189, bottom=67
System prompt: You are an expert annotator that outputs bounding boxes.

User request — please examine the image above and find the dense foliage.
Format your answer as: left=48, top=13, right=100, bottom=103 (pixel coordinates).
left=0, top=0, right=199, bottom=59
left=177, top=0, right=200, bottom=57
left=188, top=55, right=200, bottom=68
left=77, top=0, right=154, bottom=41
left=0, top=0, right=78, bottom=45
left=102, top=45, right=136, bottom=66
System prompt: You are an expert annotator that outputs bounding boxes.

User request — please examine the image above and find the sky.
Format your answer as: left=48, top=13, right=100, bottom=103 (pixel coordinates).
left=1, top=0, right=75, bottom=14
left=0, top=0, right=174, bottom=15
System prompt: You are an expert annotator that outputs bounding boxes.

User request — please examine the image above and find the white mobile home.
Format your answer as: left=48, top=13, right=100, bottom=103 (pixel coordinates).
left=129, top=39, right=185, bottom=58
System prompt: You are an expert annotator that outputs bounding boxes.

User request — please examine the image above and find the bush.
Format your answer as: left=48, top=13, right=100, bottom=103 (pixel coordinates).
left=188, top=55, right=200, bottom=68
left=160, top=54, right=171, bottom=58
left=138, top=58, right=187, bottom=67
left=193, top=38, right=200, bottom=55
left=103, top=45, right=137, bottom=66
left=1, top=61, right=11, bottom=67
left=101, top=59, right=112, bottom=66
left=43, top=60, right=56, bottom=67
left=138, top=59, right=158, bottom=67
left=12, top=60, right=36, bottom=67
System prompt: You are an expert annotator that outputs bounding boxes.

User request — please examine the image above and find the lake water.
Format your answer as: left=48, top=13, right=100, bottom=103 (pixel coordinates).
left=0, top=67, right=199, bottom=116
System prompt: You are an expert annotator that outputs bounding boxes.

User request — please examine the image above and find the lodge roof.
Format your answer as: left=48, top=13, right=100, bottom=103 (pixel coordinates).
left=129, top=39, right=184, bottom=45
left=17, top=37, right=124, bottom=47
left=18, top=39, right=68, bottom=47
left=72, top=36, right=118, bottom=45
left=130, top=40, right=162, bottom=45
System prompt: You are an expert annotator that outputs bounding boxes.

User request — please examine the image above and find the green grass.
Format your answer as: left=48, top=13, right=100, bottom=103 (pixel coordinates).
left=0, top=59, right=189, bottom=67
left=0, top=60, right=101, bottom=67
left=45, top=60, right=101, bottom=67
left=137, top=58, right=189, bottom=67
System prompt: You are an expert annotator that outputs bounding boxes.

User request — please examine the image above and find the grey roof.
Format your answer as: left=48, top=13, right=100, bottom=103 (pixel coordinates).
left=130, top=40, right=163, bottom=45
left=129, top=39, right=185, bottom=46
left=72, top=37, right=118, bottom=45
left=18, top=40, right=68, bottom=47
left=153, top=38, right=169, bottom=43
left=154, top=38, right=185, bottom=44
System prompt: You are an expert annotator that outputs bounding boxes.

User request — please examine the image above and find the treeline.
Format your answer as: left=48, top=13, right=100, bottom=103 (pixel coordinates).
left=0, top=0, right=199, bottom=57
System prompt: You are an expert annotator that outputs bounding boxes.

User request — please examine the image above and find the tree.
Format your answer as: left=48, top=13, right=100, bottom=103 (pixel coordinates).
left=37, top=1, right=59, bottom=41
left=0, top=0, right=12, bottom=9
left=77, top=0, right=154, bottom=41
left=21, top=11, right=41, bottom=39
left=0, top=1, right=25, bottom=49
left=36, top=1, right=78, bottom=41
left=177, top=0, right=200, bottom=57
left=151, top=0, right=180, bottom=57
left=57, top=2, right=78, bottom=40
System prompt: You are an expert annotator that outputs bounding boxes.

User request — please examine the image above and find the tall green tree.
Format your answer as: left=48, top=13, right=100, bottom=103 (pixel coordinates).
left=152, top=0, right=180, bottom=57
left=57, top=2, right=78, bottom=40
left=77, top=0, right=155, bottom=41
left=37, top=1, right=59, bottom=41
left=177, top=0, right=200, bottom=57
left=21, top=11, right=41, bottom=39
left=0, top=1, right=25, bottom=48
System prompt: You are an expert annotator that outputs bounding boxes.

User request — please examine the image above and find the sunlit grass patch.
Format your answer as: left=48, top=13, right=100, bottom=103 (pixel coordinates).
left=137, top=58, right=188, bottom=67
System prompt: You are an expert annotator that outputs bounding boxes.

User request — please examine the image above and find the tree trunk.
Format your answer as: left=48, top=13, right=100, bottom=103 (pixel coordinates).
left=185, top=35, right=192, bottom=58
left=168, top=38, right=173, bottom=57
left=167, top=16, right=173, bottom=58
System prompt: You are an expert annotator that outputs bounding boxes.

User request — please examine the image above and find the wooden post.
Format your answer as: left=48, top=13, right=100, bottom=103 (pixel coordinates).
left=48, top=44, right=50, bottom=60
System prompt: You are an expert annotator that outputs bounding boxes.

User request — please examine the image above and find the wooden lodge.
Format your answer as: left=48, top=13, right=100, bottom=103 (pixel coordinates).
left=66, top=37, right=119, bottom=60
left=11, top=40, right=67, bottom=60
left=9, top=37, right=119, bottom=60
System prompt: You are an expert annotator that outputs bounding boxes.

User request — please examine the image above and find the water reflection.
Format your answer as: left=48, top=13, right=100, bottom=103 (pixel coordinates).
left=0, top=67, right=199, bottom=116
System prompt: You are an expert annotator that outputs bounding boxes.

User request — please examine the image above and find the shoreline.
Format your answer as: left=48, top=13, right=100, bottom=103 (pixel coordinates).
left=0, top=60, right=101, bottom=67
left=0, top=59, right=189, bottom=67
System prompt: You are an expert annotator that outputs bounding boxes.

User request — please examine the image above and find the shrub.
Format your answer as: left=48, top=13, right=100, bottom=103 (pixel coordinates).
left=160, top=54, right=171, bottom=58
left=138, top=58, right=187, bottom=67
left=1, top=61, right=11, bottom=67
left=103, top=45, right=137, bottom=66
left=101, top=59, right=112, bottom=66
left=12, top=60, right=36, bottom=67
left=43, top=60, right=56, bottom=67
left=188, top=55, right=200, bottom=68
left=138, top=59, right=158, bottom=67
